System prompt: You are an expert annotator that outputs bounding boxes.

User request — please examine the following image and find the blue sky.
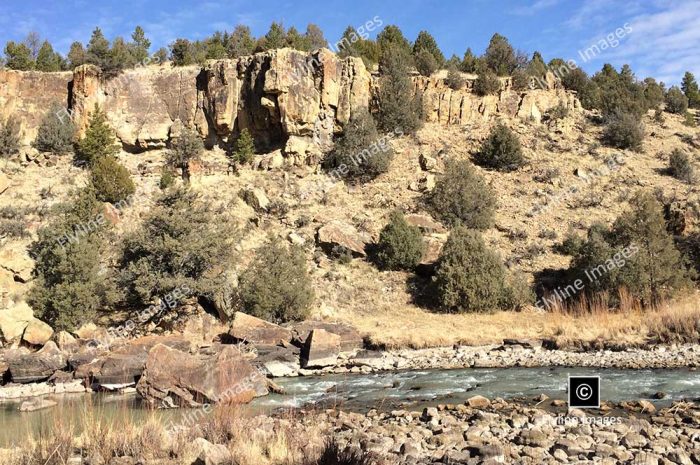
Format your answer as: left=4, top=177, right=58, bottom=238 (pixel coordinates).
left=1, top=0, right=698, bottom=84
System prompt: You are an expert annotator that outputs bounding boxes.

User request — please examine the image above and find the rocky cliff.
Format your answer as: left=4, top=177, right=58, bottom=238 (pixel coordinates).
left=1, top=50, right=580, bottom=164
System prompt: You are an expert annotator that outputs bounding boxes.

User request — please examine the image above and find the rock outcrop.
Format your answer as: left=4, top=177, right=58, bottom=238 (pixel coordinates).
left=229, top=312, right=292, bottom=346
left=6, top=341, right=67, bottom=383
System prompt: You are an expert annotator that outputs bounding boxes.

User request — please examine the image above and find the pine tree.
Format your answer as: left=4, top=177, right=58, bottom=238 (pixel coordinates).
left=67, top=42, right=88, bottom=68
left=130, top=25, right=151, bottom=63
left=106, top=37, right=135, bottom=75
left=260, top=22, right=287, bottom=50
left=285, top=26, right=308, bottom=51
left=170, top=39, right=194, bottom=66
left=90, top=155, right=135, bottom=204
left=35, top=41, right=63, bottom=71
left=227, top=25, right=255, bottom=58
left=412, top=31, right=445, bottom=67
left=232, top=128, right=255, bottom=164
left=460, top=48, right=478, bottom=73
left=33, top=103, right=75, bottom=154
left=377, top=25, right=412, bottom=61
left=87, top=27, right=110, bottom=68
left=4, top=41, right=35, bottom=70
left=483, top=33, right=517, bottom=76
left=377, top=45, right=422, bottom=134
left=304, top=24, right=327, bottom=50
left=681, top=71, right=700, bottom=108
left=75, top=104, right=120, bottom=165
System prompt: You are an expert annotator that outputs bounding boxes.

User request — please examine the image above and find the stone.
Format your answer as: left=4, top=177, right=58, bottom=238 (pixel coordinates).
left=74, top=323, right=101, bottom=340
left=404, top=214, right=446, bottom=234
left=639, top=399, right=656, bottom=413
left=56, top=331, right=79, bottom=353
left=467, top=395, right=491, bottom=408
left=229, top=312, right=292, bottom=346
left=316, top=221, right=370, bottom=257
left=301, top=329, right=341, bottom=368
left=21, top=318, right=54, bottom=346
left=621, top=432, right=648, bottom=449
left=136, top=344, right=268, bottom=407
left=419, top=153, right=437, bottom=171
left=240, top=187, right=269, bottom=212
left=191, top=437, right=232, bottom=465
left=290, top=320, right=363, bottom=352
left=0, top=301, right=34, bottom=346
left=19, top=398, right=57, bottom=412
left=7, top=341, right=67, bottom=383
left=288, top=232, right=306, bottom=246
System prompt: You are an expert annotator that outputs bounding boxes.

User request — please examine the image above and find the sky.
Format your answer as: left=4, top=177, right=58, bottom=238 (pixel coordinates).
left=0, top=0, right=698, bottom=84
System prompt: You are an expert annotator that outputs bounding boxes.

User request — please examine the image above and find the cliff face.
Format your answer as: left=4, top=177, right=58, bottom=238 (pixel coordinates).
left=2, top=52, right=580, bottom=163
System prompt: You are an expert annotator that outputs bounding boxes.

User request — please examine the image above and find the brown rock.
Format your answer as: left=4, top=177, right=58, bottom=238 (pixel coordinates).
left=7, top=341, right=67, bottom=383
left=404, top=214, right=446, bottom=234
left=301, top=329, right=341, bottom=368
left=136, top=344, right=268, bottom=407
left=291, top=321, right=362, bottom=352
left=229, top=312, right=292, bottom=346
left=22, top=318, right=54, bottom=346
left=467, top=395, right=491, bottom=408
left=316, top=221, right=370, bottom=257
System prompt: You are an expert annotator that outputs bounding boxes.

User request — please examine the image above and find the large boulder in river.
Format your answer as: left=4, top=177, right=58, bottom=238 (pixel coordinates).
left=316, top=221, right=370, bottom=257
left=301, top=329, right=341, bottom=369
left=7, top=341, right=67, bottom=383
left=229, top=312, right=292, bottom=346
left=137, top=344, right=268, bottom=407
left=291, top=321, right=362, bottom=352
left=73, top=335, right=192, bottom=387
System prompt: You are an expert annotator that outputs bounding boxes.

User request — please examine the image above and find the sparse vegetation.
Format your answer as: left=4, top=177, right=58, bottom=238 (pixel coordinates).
left=668, top=149, right=694, bottom=183
left=374, top=211, right=424, bottom=271
left=33, top=104, right=75, bottom=154
left=475, top=123, right=525, bottom=171
left=0, top=115, right=21, bottom=158
left=239, top=236, right=314, bottom=323
left=377, top=45, right=422, bottom=135
left=473, top=70, right=500, bottom=96
left=426, top=158, right=496, bottom=229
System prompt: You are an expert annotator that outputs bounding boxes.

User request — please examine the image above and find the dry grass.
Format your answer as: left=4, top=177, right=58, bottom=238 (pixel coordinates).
left=345, top=291, right=700, bottom=349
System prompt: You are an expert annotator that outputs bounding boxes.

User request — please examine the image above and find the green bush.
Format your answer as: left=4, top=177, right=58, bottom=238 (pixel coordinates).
left=475, top=124, right=525, bottom=172
left=665, top=86, right=689, bottom=114
left=446, top=66, right=465, bottom=90
left=159, top=168, right=175, bottom=190
left=75, top=104, right=120, bottom=165
left=33, top=104, right=75, bottom=154
left=239, top=237, right=314, bottom=323
left=90, top=155, right=135, bottom=204
left=118, top=188, right=235, bottom=306
left=602, top=111, right=644, bottom=152
left=434, top=227, right=512, bottom=313
left=377, top=44, right=422, bottom=135
left=566, top=192, right=691, bottom=307
left=483, top=33, right=517, bottom=76
left=669, top=149, right=694, bottom=183
left=27, top=188, right=118, bottom=331
left=473, top=70, right=501, bottom=96
left=426, top=158, right=496, bottom=229
left=0, top=115, right=21, bottom=158
left=232, top=128, right=255, bottom=165
left=683, top=112, right=697, bottom=127
left=166, top=127, right=203, bottom=183
left=323, top=111, right=393, bottom=183
left=374, top=211, right=424, bottom=270
left=414, top=48, right=437, bottom=77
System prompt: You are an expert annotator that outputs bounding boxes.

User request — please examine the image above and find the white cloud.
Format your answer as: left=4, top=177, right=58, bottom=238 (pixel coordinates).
left=511, top=0, right=559, bottom=16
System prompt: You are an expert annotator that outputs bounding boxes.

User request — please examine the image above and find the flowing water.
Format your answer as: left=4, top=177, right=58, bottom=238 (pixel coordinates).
left=1, top=366, right=698, bottom=447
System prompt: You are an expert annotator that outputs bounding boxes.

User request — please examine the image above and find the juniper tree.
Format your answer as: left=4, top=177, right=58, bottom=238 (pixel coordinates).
left=75, top=104, right=120, bottom=165
left=166, top=127, right=203, bottom=183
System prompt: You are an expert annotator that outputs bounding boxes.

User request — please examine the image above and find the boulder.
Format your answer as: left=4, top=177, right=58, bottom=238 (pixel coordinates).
left=467, top=395, right=491, bottom=408
left=240, top=187, right=270, bottom=212
left=316, top=221, right=370, bottom=257
left=301, top=329, right=341, bottom=369
left=291, top=321, right=363, bottom=352
left=22, top=318, right=54, bottom=346
left=7, top=341, right=67, bottom=383
left=229, top=312, right=292, bottom=346
left=404, top=214, right=446, bottom=234
left=74, top=323, right=102, bottom=340
left=137, top=344, right=268, bottom=407
left=0, top=301, right=34, bottom=346
left=191, top=437, right=232, bottom=465
left=55, top=331, right=79, bottom=353
left=419, top=152, right=438, bottom=171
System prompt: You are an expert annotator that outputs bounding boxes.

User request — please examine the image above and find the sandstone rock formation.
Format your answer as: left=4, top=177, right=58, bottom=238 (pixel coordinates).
left=6, top=341, right=67, bottom=383
left=316, top=220, right=370, bottom=257
left=301, top=328, right=341, bottom=368
left=136, top=343, right=268, bottom=407
left=229, top=311, right=292, bottom=346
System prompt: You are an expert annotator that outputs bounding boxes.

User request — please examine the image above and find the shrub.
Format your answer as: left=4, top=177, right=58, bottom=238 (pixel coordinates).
left=75, top=104, right=120, bottom=165
left=426, top=158, right=496, bottom=229
left=446, top=66, right=465, bottom=90
left=232, top=128, right=255, bottom=165
left=0, top=115, right=21, bottom=158
left=118, top=188, right=235, bottom=307
left=0, top=219, right=29, bottom=238
left=414, top=48, right=437, bottom=77
left=377, top=45, right=422, bottom=134
left=483, top=33, right=517, bottom=76
left=683, top=112, right=697, bottom=127
left=547, top=102, right=569, bottom=121
left=90, top=155, right=135, bottom=204
left=566, top=192, right=691, bottom=307
left=602, top=111, right=644, bottom=152
left=33, top=104, right=75, bottom=154
left=238, top=237, right=314, bottom=323
left=511, top=69, right=530, bottom=91
left=166, top=127, right=203, bottom=183
left=159, top=168, right=175, bottom=190
left=27, top=188, right=118, bottom=331
left=473, top=70, right=501, bottom=96
left=475, top=124, right=525, bottom=172
left=374, top=211, right=424, bottom=270
left=323, top=111, right=393, bottom=183
left=665, top=86, right=688, bottom=114
left=669, top=149, right=694, bottom=183
left=434, top=227, right=511, bottom=313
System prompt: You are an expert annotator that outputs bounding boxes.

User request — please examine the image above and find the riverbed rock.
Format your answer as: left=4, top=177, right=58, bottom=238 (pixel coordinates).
left=19, top=397, right=57, bottom=412
left=21, top=318, right=54, bottom=346
left=467, top=395, right=491, bottom=408
left=316, top=221, right=370, bottom=257
left=301, top=329, right=341, bottom=368
left=291, top=320, right=363, bottom=352
left=229, top=312, right=292, bottom=346
left=191, top=437, right=232, bottom=465
left=137, top=343, right=268, bottom=407
left=7, top=341, right=67, bottom=383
